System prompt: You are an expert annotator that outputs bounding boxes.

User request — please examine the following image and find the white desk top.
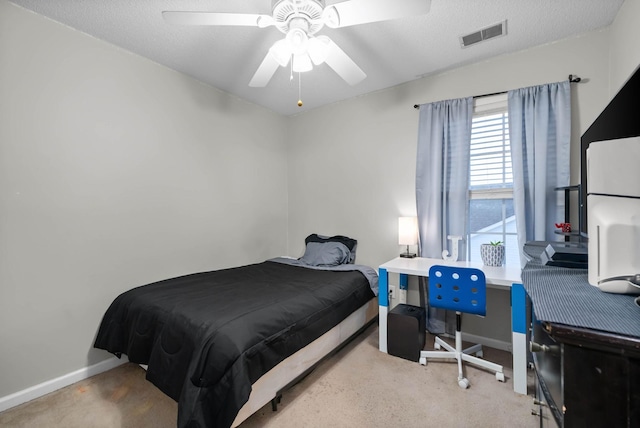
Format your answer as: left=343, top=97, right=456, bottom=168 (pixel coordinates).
left=379, top=257, right=522, bottom=288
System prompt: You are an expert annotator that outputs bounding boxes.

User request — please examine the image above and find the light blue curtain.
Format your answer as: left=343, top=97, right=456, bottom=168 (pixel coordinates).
left=415, top=97, right=473, bottom=333
left=508, top=81, right=571, bottom=265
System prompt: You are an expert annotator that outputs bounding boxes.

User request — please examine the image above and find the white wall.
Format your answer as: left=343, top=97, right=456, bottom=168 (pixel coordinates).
left=287, top=29, right=617, bottom=346
left=0, top=1, right=288, bottom=398
left=609, top=0, right=640, bottom=93
left=3, top=0, right=639, bottom=406
left=287, top=29, right=612, bottom=271
left=286, top=2, right=640, bottom=346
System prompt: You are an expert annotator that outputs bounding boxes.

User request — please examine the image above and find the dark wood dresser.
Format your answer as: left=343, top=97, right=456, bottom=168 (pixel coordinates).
left=521, top=243, right=640, bottom=427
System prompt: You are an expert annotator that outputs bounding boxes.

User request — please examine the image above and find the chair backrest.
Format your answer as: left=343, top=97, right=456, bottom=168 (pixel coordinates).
left=428, top=265, right=487, bottom=316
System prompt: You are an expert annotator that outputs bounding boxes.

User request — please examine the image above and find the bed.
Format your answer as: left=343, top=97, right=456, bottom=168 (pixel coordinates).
left=94, top=234, right=378, bottom=428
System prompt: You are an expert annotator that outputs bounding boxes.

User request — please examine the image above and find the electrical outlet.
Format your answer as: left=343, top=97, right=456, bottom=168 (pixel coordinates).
left=398, top=289, right=407, bottom=304
left=388, top=285, right=396, bottom=300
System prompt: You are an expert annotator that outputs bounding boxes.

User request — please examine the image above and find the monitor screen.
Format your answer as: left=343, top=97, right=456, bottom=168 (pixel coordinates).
left=580, top=64, right=640, bottom=237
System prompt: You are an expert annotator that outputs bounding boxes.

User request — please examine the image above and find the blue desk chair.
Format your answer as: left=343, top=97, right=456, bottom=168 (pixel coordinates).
left=419, top=265, right=505, bottom=389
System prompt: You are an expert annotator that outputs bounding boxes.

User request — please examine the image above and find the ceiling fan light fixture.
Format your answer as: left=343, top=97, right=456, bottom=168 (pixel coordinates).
left=292, top=53, right=313, bottom=72
left=286, top=27, right=309, bottom=55
left=308, top=36, right=330, bottom=65
left=269, top=39, right=292, bottom=66
left=322, top=6, right=340, bottom=28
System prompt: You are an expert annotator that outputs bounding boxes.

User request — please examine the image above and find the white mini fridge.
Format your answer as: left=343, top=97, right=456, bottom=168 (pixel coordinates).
left=587, top=136, right=640, bottom=294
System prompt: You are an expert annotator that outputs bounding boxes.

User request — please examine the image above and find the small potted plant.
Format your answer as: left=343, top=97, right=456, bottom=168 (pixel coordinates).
left=480, top=241, right=505, bottom=267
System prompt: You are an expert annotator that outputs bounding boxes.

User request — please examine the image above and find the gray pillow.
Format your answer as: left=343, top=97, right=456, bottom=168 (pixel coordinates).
left=300, top=242, right=351, bottom=267
left=304, top=233, right=357, bottom=263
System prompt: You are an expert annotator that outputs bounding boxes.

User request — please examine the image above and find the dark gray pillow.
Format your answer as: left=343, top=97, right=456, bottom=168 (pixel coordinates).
left=300, top=242, right=351, bottom=266
left=304, top=234, right=357, bottom=263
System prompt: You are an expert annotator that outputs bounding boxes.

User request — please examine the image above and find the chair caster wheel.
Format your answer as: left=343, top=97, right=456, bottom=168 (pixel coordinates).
left=434, top=343, right=441, bottom=350
left=496, top=372, right=505, bottom=382
left=419, top=357, right=427, bottom=366
left=458, top=378, right=470, bottom=389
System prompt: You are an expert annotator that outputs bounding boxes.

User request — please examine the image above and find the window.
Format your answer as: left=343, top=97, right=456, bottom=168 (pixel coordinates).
left=467, top=94, right=519, bottom=266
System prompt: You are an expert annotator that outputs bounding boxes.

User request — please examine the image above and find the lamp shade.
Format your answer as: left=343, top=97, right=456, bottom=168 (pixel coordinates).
left=398, top=217, right=418, bottom=246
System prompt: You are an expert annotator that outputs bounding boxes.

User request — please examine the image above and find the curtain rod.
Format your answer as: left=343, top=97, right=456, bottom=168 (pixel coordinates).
left=413, top=74, right=583, bottom=109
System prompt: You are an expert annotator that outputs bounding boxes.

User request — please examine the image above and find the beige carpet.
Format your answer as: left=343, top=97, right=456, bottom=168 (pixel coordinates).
left=0, top=324, right=538, bottom=427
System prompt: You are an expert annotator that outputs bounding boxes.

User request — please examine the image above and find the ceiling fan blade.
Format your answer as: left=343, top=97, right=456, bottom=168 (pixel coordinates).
left=249, top=52, right=282, bottom=87
left=323, top=0, right=430, bottom=28
left=322, top=38, right=366, bottom=86
left=162, top=11, right=275, bottom=28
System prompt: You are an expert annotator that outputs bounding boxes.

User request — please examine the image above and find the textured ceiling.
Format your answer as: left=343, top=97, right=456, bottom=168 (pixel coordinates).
left=8, top=0, right=625, bottom=116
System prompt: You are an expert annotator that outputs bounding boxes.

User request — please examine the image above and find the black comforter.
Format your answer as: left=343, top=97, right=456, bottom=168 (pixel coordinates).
left=94, top=260, right=375, bottom=428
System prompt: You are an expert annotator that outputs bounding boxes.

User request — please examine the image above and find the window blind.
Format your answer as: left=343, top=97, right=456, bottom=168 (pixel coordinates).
left=470, top=111, right=512, bottom=188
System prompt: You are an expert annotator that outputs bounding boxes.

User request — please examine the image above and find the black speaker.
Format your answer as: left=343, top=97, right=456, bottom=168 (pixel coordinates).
left=387, top=304, right=426, bottom=362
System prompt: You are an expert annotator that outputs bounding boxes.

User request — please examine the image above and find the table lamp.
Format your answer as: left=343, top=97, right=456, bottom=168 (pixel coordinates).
left=398, top=216, right=418, bottom=258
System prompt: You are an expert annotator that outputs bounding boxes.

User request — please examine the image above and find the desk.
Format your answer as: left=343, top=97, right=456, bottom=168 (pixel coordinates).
left=520, top=244, right=640, bottom=426
left=378, top=257, right=526, bottom=394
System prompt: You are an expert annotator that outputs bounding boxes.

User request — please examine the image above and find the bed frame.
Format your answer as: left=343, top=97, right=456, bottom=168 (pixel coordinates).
left=231, top=297, right=378, bottom=426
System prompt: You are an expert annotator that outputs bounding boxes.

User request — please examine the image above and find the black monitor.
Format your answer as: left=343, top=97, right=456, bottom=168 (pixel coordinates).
left=580, top=64, right=640, bottom=237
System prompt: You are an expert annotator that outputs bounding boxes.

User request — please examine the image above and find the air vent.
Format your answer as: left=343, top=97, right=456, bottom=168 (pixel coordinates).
left=460, top=20, right=507, bottom=48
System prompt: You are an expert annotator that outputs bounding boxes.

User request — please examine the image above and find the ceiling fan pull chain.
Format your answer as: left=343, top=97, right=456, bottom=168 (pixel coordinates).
left=290, top=55, right=294, bottom=81
left=298, top=72, right=303, bottom=107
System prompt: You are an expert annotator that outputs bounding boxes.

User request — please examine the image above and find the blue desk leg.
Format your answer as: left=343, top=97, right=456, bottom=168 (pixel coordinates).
left=511, top=282, right=528, bottom=395
left=379, top=268, right=388, bottom=353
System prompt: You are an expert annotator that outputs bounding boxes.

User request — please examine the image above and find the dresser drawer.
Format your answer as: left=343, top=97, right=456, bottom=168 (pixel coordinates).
left=531, top=320, right=563, bottom=425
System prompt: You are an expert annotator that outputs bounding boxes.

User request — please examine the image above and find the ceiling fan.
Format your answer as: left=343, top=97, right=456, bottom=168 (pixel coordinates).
left=163, top=0, right=431, bottom=88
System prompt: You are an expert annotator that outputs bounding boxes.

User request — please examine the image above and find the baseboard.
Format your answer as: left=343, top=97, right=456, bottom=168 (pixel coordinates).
left=461, top=332, right=511, bottom=352
left=0, top=356, right=128, bottom=413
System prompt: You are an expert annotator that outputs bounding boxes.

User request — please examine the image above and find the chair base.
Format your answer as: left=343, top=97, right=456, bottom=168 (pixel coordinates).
left=419, top=334, right=505, bottom=388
